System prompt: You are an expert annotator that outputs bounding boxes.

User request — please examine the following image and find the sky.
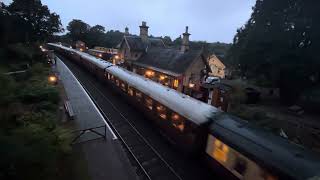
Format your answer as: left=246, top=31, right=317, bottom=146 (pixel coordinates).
left=2, top=0, right=256, bottom=43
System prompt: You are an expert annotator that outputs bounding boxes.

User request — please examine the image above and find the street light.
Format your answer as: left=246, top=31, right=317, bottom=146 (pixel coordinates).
left=48, top=75, right=58, bottom=85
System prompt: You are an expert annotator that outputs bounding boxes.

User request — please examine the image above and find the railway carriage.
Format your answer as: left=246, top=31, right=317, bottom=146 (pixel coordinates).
left=47, top=43, right=320, bottom=180
left=104, top=66, right=215, bottom=153
left=205, top=113, right=320, bottom=180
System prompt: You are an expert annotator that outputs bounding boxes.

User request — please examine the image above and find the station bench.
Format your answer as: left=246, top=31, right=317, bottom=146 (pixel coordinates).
left=64, top=100, right=75, bottom=120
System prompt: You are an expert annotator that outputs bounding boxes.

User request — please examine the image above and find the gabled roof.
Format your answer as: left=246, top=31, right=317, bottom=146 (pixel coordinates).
left=208, top=54, right=225, bottom=69
left=120, top=35, right=166, bottom=51
left=133, top=47, right=203, bottom=75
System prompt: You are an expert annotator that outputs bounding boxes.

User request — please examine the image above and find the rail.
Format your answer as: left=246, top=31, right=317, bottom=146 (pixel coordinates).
left=62, top=55, right=182, bottom=180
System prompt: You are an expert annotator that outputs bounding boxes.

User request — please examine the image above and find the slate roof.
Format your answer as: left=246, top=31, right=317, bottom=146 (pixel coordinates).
left=123, top=35, right=165, bottom=51
left=133, top=47, right=203, bottom=75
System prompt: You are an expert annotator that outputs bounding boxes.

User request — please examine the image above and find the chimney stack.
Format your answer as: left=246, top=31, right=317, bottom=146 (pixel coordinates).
left=181, top=26, right=191, bottom=52
left=124, top=27, right=129, bottom=35
left=139, top=21, right=149, bottom=43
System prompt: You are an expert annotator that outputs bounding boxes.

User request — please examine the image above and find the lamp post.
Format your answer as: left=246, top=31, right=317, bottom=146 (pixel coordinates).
left=48, top=74, right=58, bottom=85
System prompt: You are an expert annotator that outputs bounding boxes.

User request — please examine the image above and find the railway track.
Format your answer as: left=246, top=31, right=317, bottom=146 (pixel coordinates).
left=59, top=55, right=182, bottom=180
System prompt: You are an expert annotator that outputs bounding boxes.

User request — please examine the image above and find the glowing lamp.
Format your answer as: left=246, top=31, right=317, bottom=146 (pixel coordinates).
left=80, top=48, right=84, bottom=52
left=39, top=45, right=43, bottom=49
left=145, top=70, right=154, bottom=77
left=159, top=75, right=166, bottom=80
left=172, top=114, right=179, bottom=121
left=189, top=83, right=195, bottom=88
left=98, top=54, right=102, bottom=58
left=48, top=75, right=57, bottom=84
left=114, top=55, right=120, bottom=59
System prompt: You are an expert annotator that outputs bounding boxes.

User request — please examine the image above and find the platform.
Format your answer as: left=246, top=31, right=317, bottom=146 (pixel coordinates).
left=54, top=57, right=138, bottom=180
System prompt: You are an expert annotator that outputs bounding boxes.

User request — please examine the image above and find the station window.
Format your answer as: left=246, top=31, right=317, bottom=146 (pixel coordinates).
left=171, top=113, right=184, bottom=132
left=136, top=91, right=142, bottom=102
left=145, top=97, right=153, bottom=110
left=213, top=138, right=229, bottom=163
left=128, top=87, right=134, bottom=96
left=156, top=104, right=166, bottom=119
left=173, top=79, right=179, bottom=89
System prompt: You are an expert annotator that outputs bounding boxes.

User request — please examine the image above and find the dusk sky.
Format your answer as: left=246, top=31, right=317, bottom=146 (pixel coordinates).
left=3, top=0, right=256, bottom=43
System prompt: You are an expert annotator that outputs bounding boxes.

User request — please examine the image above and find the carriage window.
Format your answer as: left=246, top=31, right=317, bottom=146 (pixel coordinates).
left=171, top=113, right=184, bottom=132
left=261, top=171, right=278, bottom=180
left=107, top=73, right=111, bottom=80
left=233, top=157, right=247, bottom=176
left=115, top=79, right=120, bottom=86
left=128, top=87, right=134, bottom=96
left=111, top=75, right=114, bottom=81
left=156, top=104, right=166, bottom=119
left=145, top=97, right=153, bottom=110
left=121, top=82, right=126, bottom=91
left=136, top=91, right=142, bottom=101
left=213, top=138, right=229, bottom=163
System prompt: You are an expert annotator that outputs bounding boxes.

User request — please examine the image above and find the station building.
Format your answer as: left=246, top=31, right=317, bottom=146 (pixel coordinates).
left=117, top=22, right=211, bottom=101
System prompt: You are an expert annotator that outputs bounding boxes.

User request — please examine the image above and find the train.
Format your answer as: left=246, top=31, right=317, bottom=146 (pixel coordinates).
left=47, top=43, right=320, bottom=180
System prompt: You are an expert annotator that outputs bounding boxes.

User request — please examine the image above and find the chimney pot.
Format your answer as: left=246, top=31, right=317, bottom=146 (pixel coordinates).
left=125, top=27, right=129, bottom=35
left=181, top=26, right=191, bottom=52
left=140, top=21, right=149, bottom=43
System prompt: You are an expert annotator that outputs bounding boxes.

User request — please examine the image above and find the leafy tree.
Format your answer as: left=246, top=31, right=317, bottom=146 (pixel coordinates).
left=162, top=36, right=172, bottom=46
left=85, top=25, right=106, bottom=47
left=67, top=19, right=91, bottom=42
left=227, top=0, right=320, bottom=104
left=8, top=0, right=63, bottom=42
left=90, top=25, right=105, bottom=33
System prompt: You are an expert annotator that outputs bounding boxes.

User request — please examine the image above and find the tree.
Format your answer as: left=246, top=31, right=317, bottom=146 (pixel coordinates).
left=67, top=19, right=91, bottom=42
left=85, top=25, right=106, bottom=47
left=90, top=25, right=105, bottom=33
left=162, top=36, right=172, bottom=46
left=226, top=0, right=320, bottom=104
left=8, top=0, right=63, bottom=42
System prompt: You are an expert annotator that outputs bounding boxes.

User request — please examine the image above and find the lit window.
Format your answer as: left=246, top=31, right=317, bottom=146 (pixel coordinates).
left=145, top=97, right=153, bottom=110
left=159, top=75, right=166, bottom=81
left=107, top=73, right=111, bottom=80
left=213, top=138, right=229, bottom=163
left=233, top=157, right=247, bottom=176
left=156, top=105, right=166, bottom=119
left=136, top=91, right=142, bottom=101
left=121, top=83, right=126, bottom=91
left=128, top=87, right=134, bottom=96
left=116, top=79, right=120, bottom=86
left=145, top=70, right=154, bottom=77
left=171, top=113, right=184, bottom=132
left=173, top=79, right=179, bottom=88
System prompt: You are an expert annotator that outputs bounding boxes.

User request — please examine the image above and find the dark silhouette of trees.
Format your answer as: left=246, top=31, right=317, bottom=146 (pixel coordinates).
left=67, top=19, right=91, bottom=42
left=7, top=0, right=63, bottom=42
left=227, top=0, right=320, bottom=104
